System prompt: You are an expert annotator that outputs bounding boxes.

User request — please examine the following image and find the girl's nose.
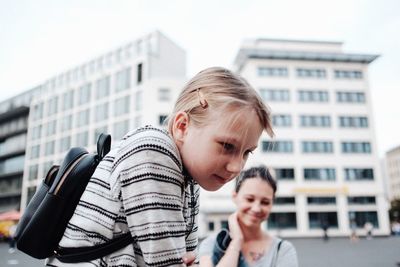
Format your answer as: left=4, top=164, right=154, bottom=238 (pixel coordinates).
left=226, top=155, right=244, bottom=174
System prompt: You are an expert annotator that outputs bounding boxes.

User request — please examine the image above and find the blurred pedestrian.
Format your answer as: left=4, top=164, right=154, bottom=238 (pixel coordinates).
left=322, top=221, right=329, bottom=242
left=364, top=221, right=373, bottom=240
left=8, top=223, right=17, bottom=253
left=392, top=221, right=400, bottom=236
left=350, top=220, right=359, bottom=243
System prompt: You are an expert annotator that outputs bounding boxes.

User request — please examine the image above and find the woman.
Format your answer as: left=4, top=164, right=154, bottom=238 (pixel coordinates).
left=199, top=166, right=298, bottom=267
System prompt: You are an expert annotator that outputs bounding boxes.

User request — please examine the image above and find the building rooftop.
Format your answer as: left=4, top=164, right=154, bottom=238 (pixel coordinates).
left=234, top=48, right=379, bottom=70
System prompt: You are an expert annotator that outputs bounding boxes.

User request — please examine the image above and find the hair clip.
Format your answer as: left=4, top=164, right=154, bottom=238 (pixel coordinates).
left=197, top=88, right=208, bottom=108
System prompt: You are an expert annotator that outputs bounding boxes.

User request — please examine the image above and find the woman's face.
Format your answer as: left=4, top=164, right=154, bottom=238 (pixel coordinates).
left=233, top=177, right=274, bottom=227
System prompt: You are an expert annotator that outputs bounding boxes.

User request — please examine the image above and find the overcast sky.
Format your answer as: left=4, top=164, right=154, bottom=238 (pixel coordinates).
left=0, top=0, right=399, bottom=157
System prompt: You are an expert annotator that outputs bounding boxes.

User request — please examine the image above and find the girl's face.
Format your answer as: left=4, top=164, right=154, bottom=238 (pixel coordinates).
left=174, top=107, right=263, bottom=191
left=233, top=177, right=274, bottom=227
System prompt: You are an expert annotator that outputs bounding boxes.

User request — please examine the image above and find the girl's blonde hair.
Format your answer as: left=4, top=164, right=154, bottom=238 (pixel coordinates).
left=167, top=67, right=274, bottom=137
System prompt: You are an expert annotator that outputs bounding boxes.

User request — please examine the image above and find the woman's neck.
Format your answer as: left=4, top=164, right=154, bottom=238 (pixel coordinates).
left=239, top=221, right=265, bottom=242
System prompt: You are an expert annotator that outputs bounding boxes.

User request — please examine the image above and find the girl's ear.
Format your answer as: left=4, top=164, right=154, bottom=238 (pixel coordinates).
left=172, top=111, right=189, bottom=144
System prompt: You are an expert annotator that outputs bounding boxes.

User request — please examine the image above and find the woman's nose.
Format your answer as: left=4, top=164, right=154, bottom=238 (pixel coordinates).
left=251, top=203, right=262, bottom=212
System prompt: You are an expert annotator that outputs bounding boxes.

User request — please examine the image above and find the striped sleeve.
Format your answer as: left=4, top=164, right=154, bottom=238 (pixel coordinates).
left=115, top=128, right=188, bottom=266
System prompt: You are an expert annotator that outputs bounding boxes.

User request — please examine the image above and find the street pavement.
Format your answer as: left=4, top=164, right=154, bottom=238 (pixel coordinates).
left=0, top=236, right=399, bottom=266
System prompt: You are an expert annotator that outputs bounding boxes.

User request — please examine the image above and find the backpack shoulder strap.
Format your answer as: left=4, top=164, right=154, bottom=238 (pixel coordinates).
left=56, top=232, right=133, bottom=263
left=97, top=133, right=111, bottom=160
left=277, top=239, right=284, bottom=252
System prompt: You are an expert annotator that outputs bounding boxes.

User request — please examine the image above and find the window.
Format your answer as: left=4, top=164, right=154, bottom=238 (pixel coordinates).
left=114, top=97, right=130, bottom=116
left=262, top=141, right=293, bottom=153
left=46, top=120, right=57, bottom=136
left=59, top=136, right=71, bottom=153
left=258, top=67, right=288, bottom=77
left=32, top=102, right=44, bottom=120
left=60, top=115, right=72, bottom=131
left=47, top=96, right=58, bottom=115
left=0, top=155, right=25, bottom=174
left=344, top=168, right=374, bottom=181
left=220, top=220, right=229, bottom=229
left=45, top=141, right=55, bottom=156
left=307, top=197, right=336, bottom=205
left=113, top=120, right=129, bottom=140
left=341, top=142, right=371, bottom=153
left=28, top=164, right=38, bottom=181
left=339, top=116, right=368, bottom=128
left=304, top=168, right=336, bottom=181
left=30, top=145, right=40, bottom=159
left=274, top=168, right=295, bottom=180
left=302, top=141, right=333, bottom=153
left=95, top=76, right=110, bottom=99
left=300, top=115, right=331, bottom=127
left=76, top=109, right=90, bottom=127
left=31, top=125, right=42, bottom=140
left=298, top=90, right=329, bottom=102
left=158, top=88, right=171, bottom=101
left=115, top=67, right=131, bottom=92
left=349, top=211, right=378, bottom=228
left=259, top=89, right=290, bottom=102
left=95, top=103, right=109, bottom=122
left=348, top=196, right=376, bottom=205
left=272, top=114, right=292, bottom=127
left=336, top=92, right=366, bottom=103
left=274, top=197, right=295, bottom=205
left=208, top=221, right=215, bottom=231
left=78, top=83, right=91, bottom=105
left=308, top=212, right=338, bottom=228
left=334, top=70, right=363, bottom=79
left=76, top=131, right=88, bottom=147
left=268, top=213, right=297, bottom=229
left=62, top=90, right=74, bottom=110
left=137, top=63, right=143, bottom=84
left=296, top=68, right=326, bottom=78
left=159, top=115, right=168, bottom=126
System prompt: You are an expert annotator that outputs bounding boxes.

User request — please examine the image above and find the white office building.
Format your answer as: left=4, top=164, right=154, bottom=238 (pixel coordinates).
left=20, top=31, right=187, bottom=208
left=385, top=146, right=400, bottom=200
left=199, top=38, right=390, bottom=237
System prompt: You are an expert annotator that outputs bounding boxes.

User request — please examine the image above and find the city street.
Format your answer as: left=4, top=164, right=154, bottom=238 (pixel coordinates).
left=0, top=236, right=399, bottom=266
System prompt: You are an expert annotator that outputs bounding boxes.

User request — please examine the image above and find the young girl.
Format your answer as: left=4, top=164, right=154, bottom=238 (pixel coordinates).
left=199, top=166, right=298, bottom=267
left=46, top=67, right=274, bottom=267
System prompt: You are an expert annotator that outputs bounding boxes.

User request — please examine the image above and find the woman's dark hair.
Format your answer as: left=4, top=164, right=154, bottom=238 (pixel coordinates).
left=235, top=165, right=277, bottom=195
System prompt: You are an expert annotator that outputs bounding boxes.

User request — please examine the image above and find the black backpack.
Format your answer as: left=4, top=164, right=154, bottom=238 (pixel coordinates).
left=15, top=133, right=132, bottom=263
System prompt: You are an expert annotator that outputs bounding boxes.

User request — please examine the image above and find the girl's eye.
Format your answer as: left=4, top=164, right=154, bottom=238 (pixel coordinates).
left=222, top=142, right=235, bottom=152
left=244, top=150, right=253, bottom=157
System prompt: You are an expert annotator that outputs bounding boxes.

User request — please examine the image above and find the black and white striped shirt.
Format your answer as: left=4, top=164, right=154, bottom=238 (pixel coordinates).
left=46, top=126, right=199, bottom=267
